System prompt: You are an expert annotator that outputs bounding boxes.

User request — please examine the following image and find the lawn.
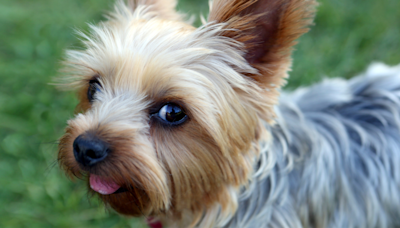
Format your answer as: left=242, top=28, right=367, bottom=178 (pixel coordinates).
left=0, top=0, right=399, bottom=227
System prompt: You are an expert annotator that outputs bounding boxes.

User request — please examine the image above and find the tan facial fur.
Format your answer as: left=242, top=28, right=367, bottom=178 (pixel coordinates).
left=58, top=0, right=316, bottom=227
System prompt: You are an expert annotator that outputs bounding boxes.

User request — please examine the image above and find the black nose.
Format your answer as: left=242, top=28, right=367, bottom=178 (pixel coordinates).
left=73, top=135, right=109, bottom=167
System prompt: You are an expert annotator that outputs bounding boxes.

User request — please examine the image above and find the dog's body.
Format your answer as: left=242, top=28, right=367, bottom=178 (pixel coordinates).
left=229, top=63, right=400, bottom=228
left=57, top=0, right=400, bottom=227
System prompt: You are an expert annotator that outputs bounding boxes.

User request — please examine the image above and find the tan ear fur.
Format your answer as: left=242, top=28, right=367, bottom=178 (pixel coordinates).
left=208, top=0, right=317, bottom=90
left=128, top=0, right=182, bottom=21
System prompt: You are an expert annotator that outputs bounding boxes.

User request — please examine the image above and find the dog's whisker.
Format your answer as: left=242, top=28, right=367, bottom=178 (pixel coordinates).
left=44, top=159, right=59, bottom=175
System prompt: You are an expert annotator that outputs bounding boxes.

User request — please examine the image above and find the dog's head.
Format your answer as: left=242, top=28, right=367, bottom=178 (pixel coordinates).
left=58, top=0, right=315, bottom=225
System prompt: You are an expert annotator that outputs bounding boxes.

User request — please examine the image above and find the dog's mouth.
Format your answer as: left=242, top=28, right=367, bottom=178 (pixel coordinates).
left=89, top=174, right=127, bottom=195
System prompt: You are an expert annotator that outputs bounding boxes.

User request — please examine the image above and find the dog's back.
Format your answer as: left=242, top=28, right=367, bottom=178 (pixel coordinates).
left=228, top=63, right=400, bottom=228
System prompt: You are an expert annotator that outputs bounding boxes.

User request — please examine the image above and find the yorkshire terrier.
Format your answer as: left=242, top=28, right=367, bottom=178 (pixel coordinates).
left=58, top=0, right=400, bottom=227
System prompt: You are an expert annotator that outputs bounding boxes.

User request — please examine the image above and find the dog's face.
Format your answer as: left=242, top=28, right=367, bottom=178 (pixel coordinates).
left=58, top=0, right=315, bottom=223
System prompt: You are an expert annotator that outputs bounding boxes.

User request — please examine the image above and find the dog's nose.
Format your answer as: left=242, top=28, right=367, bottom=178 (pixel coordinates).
left=73, top=135, right=109, bottom=167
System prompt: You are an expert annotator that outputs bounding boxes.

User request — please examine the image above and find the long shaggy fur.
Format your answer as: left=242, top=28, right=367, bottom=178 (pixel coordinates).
left=227, top=62, right=400, bottom=228
left=56, top=0, right=400, bottom=227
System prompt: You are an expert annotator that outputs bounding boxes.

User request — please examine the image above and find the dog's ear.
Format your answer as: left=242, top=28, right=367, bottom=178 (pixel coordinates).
left=127, top=0, right=182, bottom=21
left=208, top=0, right=317, bottom=89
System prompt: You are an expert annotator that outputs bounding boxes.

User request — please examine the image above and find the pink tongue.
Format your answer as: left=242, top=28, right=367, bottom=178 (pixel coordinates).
left=90, top=174, right=120, bottom=195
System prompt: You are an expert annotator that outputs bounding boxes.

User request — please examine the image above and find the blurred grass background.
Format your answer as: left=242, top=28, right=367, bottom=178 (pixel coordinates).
left=0, top=0, right=399, bottom=227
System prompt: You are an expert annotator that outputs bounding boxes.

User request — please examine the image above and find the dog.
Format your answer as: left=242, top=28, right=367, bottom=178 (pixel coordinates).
left=57, top=0, right=400, bottom=227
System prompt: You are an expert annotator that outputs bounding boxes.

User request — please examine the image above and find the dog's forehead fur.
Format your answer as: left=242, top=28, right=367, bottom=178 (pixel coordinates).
left=69, top=5, right=256, bottom=95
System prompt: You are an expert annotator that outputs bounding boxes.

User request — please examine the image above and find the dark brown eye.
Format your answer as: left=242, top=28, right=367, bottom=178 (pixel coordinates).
left=87, top=79, right=101, bottom=103
left=158, top=103, right=187, bottom=124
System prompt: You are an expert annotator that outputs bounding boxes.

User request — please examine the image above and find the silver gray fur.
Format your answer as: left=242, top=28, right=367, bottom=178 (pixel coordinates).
left=225, top=63, right=400, bottom=228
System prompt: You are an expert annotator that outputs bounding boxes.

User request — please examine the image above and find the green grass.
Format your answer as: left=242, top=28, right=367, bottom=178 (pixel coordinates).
left=0, top=0, right=399, bottom=227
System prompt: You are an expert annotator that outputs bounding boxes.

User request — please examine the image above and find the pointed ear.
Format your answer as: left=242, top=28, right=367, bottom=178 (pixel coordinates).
left=128, top=0, right=182, bottom=21
left=208, top=0, right=317, bottom=89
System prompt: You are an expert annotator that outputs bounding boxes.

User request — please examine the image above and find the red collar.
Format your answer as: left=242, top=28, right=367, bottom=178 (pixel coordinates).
left=146, top=217, right=163, bottom=228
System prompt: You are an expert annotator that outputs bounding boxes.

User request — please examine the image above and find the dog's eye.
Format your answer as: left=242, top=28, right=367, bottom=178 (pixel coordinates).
left=158, top=103, right=187, bottom=124
left=87, top=79, right=101, bottom=103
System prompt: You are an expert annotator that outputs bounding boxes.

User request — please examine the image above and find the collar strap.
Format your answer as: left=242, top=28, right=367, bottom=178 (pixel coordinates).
left=146, top=217, right=163, bottom=228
